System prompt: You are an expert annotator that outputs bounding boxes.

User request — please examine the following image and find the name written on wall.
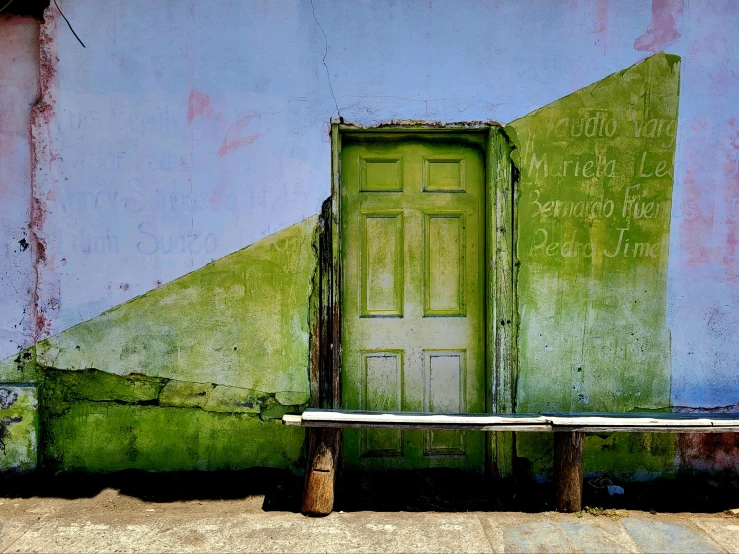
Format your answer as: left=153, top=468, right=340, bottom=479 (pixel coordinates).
left=547, top=110, right=677, bottom=147
left=525, top=112, right=675, bottom=261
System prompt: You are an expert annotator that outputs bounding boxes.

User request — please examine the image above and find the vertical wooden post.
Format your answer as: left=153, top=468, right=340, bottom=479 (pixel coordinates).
left=302, top=122, right=343, bottom=517
left=302, top=427, right=341, bottom=516
left=488, top=126, right=518, bottom=479
left=554, top=431, right=584, bottom=512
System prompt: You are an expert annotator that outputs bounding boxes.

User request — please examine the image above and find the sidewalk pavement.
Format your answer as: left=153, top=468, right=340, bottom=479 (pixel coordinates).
left=0, top=488, right=737, bottom=553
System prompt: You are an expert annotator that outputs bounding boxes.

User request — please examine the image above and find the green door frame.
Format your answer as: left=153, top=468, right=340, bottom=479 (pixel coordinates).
left=316, top=120, right=518, bottom=478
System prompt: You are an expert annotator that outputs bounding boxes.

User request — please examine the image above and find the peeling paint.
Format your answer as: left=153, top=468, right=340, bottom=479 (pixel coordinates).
left=0, top=389, right=19, bottom=410
left=217, top=112, right=261, bottom=157
left=678, top=433, right=739, bottom=473
left=634, top=0, right=683, bottom=54
left=158, top=380, right=211, bottom=409
left=0, top=386, right=37, bottom=472
left=186, top=89, right=213, bottom=123
left=674, top=404, right=739, bottom=472
left=29, top=6, right=58, bottom=345
left=0, top=17, right=39, bottom=360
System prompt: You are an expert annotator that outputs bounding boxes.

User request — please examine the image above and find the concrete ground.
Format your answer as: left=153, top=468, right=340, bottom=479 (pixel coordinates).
left=0, top=490, right=737, bottom=553
left=0, top=470, right=737, bottom=553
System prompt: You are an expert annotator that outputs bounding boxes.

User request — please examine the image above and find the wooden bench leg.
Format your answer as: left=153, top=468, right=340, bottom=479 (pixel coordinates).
left=302, top=427, right=341, bottom=516
left=554, top=431, right=584, bottom=512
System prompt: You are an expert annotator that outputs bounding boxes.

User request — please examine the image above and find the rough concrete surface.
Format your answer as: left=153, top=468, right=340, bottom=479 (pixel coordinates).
left=0, top=490, right=736, bottom=553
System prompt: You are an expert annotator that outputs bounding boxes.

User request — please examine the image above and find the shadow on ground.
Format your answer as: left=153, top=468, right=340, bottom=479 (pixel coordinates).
left=0, top=467, right=737, bottom=514
left=336, top=469, right=739, bottom=514
left=0, top=468, right=303, bottom=511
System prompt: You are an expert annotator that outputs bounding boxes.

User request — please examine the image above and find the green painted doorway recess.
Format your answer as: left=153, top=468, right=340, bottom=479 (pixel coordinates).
left=341, top=133, right=486, bottom=471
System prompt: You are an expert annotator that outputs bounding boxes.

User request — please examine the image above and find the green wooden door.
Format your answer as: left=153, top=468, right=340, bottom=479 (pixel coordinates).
left=341, top=133, right=486, bottom=471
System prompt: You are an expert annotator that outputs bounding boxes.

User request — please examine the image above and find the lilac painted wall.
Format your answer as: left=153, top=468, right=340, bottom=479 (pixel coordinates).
left=0, top=18, right=38, bottom=356
left=2, top=0, right=739, bottom=414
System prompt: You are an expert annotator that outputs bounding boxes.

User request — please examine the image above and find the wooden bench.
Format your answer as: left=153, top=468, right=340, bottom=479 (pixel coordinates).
left=284, top=409, right=739, bottom=515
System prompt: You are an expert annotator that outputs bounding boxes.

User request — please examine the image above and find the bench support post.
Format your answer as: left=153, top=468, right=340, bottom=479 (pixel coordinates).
left=554, top=431, right=584, bottom=512
left=302, top=427, right=341, bottom=516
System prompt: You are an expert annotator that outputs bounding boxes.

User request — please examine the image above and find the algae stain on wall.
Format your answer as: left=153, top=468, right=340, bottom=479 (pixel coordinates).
left=507, top=53, right=680, bottom=475
left=43, top=402, right=304, bottom=472
left=0, top=216, right=320, bottom=472
left=36, top=216, right=319, bottom=398
left=37, top=366, right=307, bottom=472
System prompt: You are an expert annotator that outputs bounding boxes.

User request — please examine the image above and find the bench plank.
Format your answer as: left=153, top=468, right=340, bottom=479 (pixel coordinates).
left=306, top=422, right=552, bottom=431
left=297, top=409, right=550, bottom=430
left=553, top=426, right=739, bottom=433
left=546, top=413, right=739, bottom=428
left=284, top=410, right=739, bottom=432
left=283, top=414, right=303, bottom=426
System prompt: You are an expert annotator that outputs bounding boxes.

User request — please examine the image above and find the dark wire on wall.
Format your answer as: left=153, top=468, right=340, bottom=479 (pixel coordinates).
left=0, top=0, right=16, bottom=13
left=53, top=0, right=85, bottom=48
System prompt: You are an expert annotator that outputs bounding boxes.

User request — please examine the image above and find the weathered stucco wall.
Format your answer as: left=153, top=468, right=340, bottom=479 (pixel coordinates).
left=0, top=18, right=38, bottom=360
left=510, top=53, right=679, bottom=414
left=41, top=369, right=304, bottom=472
left=36, top=216, right=317, bottom=397
left=508, top=53, right=680, bottom=477
left=1, top=218, right=316, bottom=471
left=0, top=0, right=738, bottom=476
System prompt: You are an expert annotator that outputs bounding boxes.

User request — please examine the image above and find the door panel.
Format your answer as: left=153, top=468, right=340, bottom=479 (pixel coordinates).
left=361, top=212, right=404, bottom=316
left=341, top=135, right=486, bottom=471
left=360, top=350, right=403, bottom=457
left=424, top=212, right=465, bottom=315
left=424, top=349, right=466, bottom=455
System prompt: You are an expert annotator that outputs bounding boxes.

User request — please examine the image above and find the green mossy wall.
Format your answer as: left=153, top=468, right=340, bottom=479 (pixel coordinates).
left=36, top=216, right=319, bottom=397
left=507, top=53, right=680, bottom=477
left=44, top=402, right=304, bottom=472
left=0, top=217, right=319, bottom=472
left=0, top=386, right=38, bottom=472
left=35, top=367, right=307, bottom=472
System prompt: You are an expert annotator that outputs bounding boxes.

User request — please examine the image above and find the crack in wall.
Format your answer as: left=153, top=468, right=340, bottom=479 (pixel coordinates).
left=310, top=0, right=341, bottom=119
left=40, top=366, right=306, bottom=418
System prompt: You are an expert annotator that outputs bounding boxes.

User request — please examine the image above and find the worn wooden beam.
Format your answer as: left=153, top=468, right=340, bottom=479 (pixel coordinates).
left=554, top=431, right=584, bottom=513
left=317, top=197, right=334, bottom=410
left=545, top=413, right=739, bottom=426
left=283, top=414, right=302, bottom=426
left=301, top=427, right=341, bottom=516
left=308, top=203, right=325, bottom=408
left=488, top=125, right=517, bottom=478
left=301, top=409, right=547, bottom=426
left=338, top=122, right=491, bottom=133
left=302, top=121, right=344, bottom=518
left=305, top=423, right=550, bottom=432
left=292, top=410, right=739, bottom=431
left=555, top=426, right=739, bottom=433
left=329, top=121, right=342, bottom=411
left=548, top=413, right=739, bottom=432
